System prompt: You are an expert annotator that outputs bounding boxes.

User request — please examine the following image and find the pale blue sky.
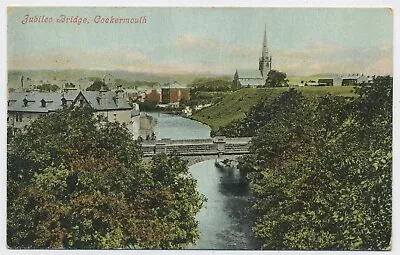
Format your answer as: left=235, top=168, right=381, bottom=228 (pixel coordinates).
left=7, top=7, right=393, bottom=75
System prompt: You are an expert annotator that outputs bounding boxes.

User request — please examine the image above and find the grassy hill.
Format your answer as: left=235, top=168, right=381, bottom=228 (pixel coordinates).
left=191, top=86, right=356, bottom=131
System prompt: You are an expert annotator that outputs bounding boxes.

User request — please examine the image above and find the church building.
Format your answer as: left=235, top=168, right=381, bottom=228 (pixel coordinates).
left=233, top=26, right=272, bottom=87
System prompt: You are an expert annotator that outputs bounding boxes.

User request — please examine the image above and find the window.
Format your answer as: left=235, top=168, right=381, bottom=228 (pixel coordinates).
left=61, top=97, right=67, bottom=106
left=16, top=113, right=23, bottom=122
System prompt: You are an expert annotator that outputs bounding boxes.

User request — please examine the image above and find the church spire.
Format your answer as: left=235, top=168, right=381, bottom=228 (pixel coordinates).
left=259, top=25, right=272, bottom=77
left=262, top=24, right=268, bottom=59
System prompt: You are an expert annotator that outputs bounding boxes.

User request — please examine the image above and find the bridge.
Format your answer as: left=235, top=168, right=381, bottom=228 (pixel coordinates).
left=140, top=136, right=252, bottom=166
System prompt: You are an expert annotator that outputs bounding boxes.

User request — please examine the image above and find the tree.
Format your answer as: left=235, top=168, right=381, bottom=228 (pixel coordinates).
left=7, top=106, right=205, bottom=249
left=238, top=77, right=392, bottom=250
left=265, top=70, right=289, bottom=87
left=217, top=89, right=304, bottom=137
left=86, top=80, right=109, bottom=91
left=189, top=77, right=232, bottom=92
left=36, top=83, right=60, bottom=92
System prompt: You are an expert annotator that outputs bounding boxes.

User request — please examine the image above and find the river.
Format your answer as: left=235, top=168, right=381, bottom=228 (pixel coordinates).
left=146, top=112, right=259, bottom=249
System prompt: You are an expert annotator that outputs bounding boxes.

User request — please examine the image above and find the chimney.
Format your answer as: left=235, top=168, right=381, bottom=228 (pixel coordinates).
left=115, top=85, right=123, bottom=105
left=99, top=84, right=108, bottom=106
left=23, top=97, right=28, bottom=107
left=21, top=76, right=24, bottom=91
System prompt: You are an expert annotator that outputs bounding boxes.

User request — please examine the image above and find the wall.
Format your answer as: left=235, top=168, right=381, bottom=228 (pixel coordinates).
left=146, top=90, right=161, bottom=103
left=7, top=112, right=42, bottom=130
left=139, top=115, right=156, bottom=139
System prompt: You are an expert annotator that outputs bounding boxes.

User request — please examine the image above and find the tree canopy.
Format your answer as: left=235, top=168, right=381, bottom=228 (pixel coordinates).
left=266, top=70, right=289, bottom=87
left=86, top=80, right=109, bottom=91
left=7, top=106, right=205, bottom=249
left=236, top=77, right=392, bottom=250
left=188, top=77, right=232, bottom=92
left=36, top=83, right=60, bottom=92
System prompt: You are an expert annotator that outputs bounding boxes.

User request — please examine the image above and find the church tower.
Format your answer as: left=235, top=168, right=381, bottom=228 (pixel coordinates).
left=259, top=25, right=272, bottom=77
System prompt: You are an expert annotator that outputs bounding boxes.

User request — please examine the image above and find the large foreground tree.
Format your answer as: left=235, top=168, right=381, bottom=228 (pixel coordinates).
left=239, top=77, right=392, bottom=250
left=7, top=107, right=205, bottom=249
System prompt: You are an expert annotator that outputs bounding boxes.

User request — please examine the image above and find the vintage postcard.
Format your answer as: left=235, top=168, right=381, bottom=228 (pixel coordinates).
left=5, top=6, right=393, bottom=251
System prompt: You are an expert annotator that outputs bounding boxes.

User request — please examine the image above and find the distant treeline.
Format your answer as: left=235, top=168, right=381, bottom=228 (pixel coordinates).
left=188, top=77, right=233, bottom=92
left=87, top=77, right=161, bottom=89
left=116, top=79, right=160, bottom=89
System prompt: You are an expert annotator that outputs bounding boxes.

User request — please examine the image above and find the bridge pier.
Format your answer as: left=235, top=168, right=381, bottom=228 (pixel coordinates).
left=182, top=154, right=244, bottom=167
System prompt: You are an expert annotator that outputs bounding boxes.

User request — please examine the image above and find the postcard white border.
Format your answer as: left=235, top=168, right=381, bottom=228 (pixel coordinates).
left=1, top=1, right=399, bottom=255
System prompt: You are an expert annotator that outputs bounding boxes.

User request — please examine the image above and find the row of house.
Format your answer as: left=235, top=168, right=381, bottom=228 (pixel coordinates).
left=294, top=74, right=375, bottom=87
left=7, top=87, right=155, bottom=140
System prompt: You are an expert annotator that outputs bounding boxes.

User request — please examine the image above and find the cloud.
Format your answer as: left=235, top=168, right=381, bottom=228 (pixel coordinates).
left=8, top=47, right=148, bottom=70
left=9, top=37, right=392, bottom=76
left=272, top=40, right=392, bottom=75
left=177, top=34, right=220, bottom=50
left=228, top=45, right=259, bottom=58
left=116, top=61, right=231, bottom=75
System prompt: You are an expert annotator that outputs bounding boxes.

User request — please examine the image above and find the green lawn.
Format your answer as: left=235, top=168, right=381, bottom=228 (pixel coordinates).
left=191, top=86, right=356, bottom=131
left=296, top=85, right=356, bottom=97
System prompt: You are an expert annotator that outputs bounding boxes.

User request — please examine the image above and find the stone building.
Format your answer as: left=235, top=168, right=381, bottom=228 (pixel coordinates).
left=233, top=26, right=272, bottom=87
left=161, top=87, right=190, bottom=104
left=341, top=74, right=373, bottom=86
left=7, top=88, right=144, bottom=138
left=146, top=89, right=162, bottom=103
left=7, top=91, right=78, bottom=131
left=317, top=78, right=334, bottom=86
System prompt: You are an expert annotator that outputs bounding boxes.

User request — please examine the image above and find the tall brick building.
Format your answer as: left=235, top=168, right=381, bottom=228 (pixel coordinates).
left=146, top=89, right=162, bottom=103
left=161, top=88, right=190, bottom=104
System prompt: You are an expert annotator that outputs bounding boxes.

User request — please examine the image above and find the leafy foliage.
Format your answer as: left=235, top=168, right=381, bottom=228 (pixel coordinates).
left=138, top=101, right=159, bottom=111
left=36, top=83, right=60, bottom=92
left=238, top=76, right=392, bottom=250
left=116, top=79, right=161, bottom=89
left=266, top=70, right=289, bottom=87
left=188, top=77, right=233, bottom=92
left=7, top=107, right=205, bottom=249
left=86, top=80, right=109, bottom=91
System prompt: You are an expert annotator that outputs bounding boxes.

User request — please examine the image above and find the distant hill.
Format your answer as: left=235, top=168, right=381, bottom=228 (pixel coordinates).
left=8, top=69, right=349, bottom=90
left=7, top=69, right=228, bottom=89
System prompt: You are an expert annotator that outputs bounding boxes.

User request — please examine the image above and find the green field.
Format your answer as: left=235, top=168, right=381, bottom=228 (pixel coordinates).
left=191, top=86, right=356, bottom=131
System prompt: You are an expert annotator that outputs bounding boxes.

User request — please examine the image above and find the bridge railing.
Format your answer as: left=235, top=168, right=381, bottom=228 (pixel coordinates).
left=140, top=137, right=252, bottom=157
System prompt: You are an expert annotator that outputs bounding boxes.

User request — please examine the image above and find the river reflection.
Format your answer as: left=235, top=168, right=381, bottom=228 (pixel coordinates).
left=188, top=160, right=259, bottom=250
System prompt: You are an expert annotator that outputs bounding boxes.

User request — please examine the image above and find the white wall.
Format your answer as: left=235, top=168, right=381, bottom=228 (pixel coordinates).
left=7, top=112, right=42, bottom=130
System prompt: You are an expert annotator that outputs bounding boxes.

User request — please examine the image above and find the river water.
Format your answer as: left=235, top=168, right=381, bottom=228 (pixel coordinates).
left=146, top=112, right=259, bottom=250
